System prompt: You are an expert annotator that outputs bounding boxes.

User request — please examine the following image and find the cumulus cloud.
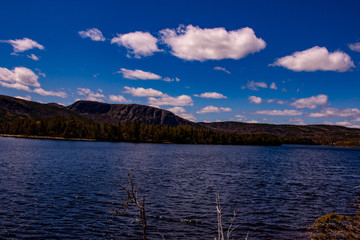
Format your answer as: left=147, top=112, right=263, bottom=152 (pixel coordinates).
left=0, top=66, right=40, bottom=87
left=349, top=42, right=360, bottom=52
left=108, top=94, right=130, bottom=103
left=15, top=95, right=31, bottom=101
left=194, top=92, right=227, bottom=99
left=196, top=105, right=232, bottom=114
left=270, top=82, right=277, bottom=90
left=290, top=94, right=328, bottom=109
left=271, top=46, right=355, bottom=72
left=308, top=108, right=360, bottom=118
left=0, top=81, right=31, bottom=91
left=288, top=117, right=306, bottom=125
left=214, top=66, right=231, bottom=74
left=27, top=54, right=39, bottom=61
left=252, top=109, right=302, bottom=116
left=33, top=88, right=67, bottom=98
left=248, top=96, right=262, bottom=104
left=111, top=31, right=160, bottom=57
left=1, top=37, right=44, bottom=53
left=123, top=86, right=164, bottom=97
left=77, top=88, right=105, bottom=102
left=160, top=25, right=266, bottom=61
left=245, top=120, right=259, bottom=123
left=118, top=68, right=161, bottom=80
left=163, top=77, right=180, bottom=82
left=148, top=94, right=193, bottom=107
left=167, top=107, right=196, bottom=121
left=118, top=68, right=178, bottom=82
left=241, top=80, right=268, bottom=91
left=323, top=121, right=360, bottom=129
left=78, top=28, right=105, bottom=41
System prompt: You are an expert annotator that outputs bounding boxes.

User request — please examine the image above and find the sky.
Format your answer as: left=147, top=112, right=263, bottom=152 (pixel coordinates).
left=0, top=0, right=360, bottom=127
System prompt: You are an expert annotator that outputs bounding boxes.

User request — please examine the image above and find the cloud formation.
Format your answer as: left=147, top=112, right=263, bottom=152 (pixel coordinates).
left=27, top=54, right=39, bottom=61
left=196, top=105, right=232, bottom=114
left=160, top=25, right=266, bottom=61
left=77, top=88, right=105, bottom=102
left=271, top=46, right=354, bottom=72
left=288, top=117, right=306, bottom=125
left=148, top=94, right=193, bottom=107
left=15, top=95, right=31, bottom=101
left=118, top=68, right=162, bottom=80
left=349, top=42, right=360, bottom=52
left=1, top=38, right=44, bottom=53
left=78, top=28, right=105, bottom=41
left=111, top=31, right=160, bottom=57
left=0, top=66, right=40, bottom=87
left=248, top=96, right=262, bottom=104
left=214, top=66, right=231, bottom=74
left=108, top=94, right=130, bottom=103
left=194, top=92, right=227, bottom=99
left=241, top=81, right=268, bottom=91
left=290, top=94, right=328, bottom=109
left=308, top=108, right=360, bottom=118
left=324, top=121, right=360, bottom=129
left=167, top=107, right=196, bottom=121
left=252, top=109, right=302, bottom=116
left=270, top=82, right=277, bottom=90
left=123, top=86, right=164, bottom=97
left=33, top=88, right=67, bottom=98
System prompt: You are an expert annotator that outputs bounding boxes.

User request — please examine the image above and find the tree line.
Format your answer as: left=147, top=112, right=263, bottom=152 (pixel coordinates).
left=0, top=116, right=285, bottom=146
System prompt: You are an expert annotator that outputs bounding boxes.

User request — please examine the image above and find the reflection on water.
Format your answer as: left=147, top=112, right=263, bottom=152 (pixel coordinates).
left=0, top=137, right=359, bottom=239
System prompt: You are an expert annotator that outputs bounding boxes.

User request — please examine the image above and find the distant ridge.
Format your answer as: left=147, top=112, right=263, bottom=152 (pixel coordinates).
left=0, top=94, right=359, bottom=147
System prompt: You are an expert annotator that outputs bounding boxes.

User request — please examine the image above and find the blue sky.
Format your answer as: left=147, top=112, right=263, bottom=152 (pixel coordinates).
left=1, top=0, right=360, bottom=127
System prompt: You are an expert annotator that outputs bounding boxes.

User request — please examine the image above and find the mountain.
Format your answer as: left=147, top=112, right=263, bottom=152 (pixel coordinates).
left=0, top=94, right=359, bottom=147
left=199, top=121, right=360, bottom=146
left=67, top=101, right=195, bottom=126
left=0, top=94, right=77, bottom=120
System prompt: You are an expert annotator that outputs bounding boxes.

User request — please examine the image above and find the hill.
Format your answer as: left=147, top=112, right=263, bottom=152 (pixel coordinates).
left=0, top=94, right=359, bottom=146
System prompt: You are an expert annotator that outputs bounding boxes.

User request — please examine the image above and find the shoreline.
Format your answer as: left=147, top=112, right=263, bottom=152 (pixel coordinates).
left=0, top=134, right=96, bottom=142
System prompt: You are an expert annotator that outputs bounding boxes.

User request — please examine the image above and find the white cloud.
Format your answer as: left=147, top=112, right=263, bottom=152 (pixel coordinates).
left=248, top=96, right=262, bottom=104
left=352, top=117, right=360, bottom=122
left=214, top=66, right=231, bottom=74
left=241, top=80, right=268, bottom=91
left=0, top=66, right=40, bottom=87
left=0, top=81, right=31, bottom=91
left=160, top=25, right=266, bottom=61
left=1, top=38, right=44, bottom=53
left=288, top=117, right=306, bottom=125
left=323, top=121, right=360, bottom=129
left=111, top=31, right=160, bottom=57
left=308, top=108, right=360, bottom=118
left=245, top=120, right=259, bottom=123
left=277, top=100, right=286, bottom=105
left=163, top=77, right=180, bottom=82
left=123, top=86, right=164, bottom=97
left=78, top=28, right=105, bottom=41
left=167, top=107, right=196, bottom=121
left=271, top=46, right=355, bottom=72
left=267, top=99, right=275, bottom=103
left=290, top=94, right=328, bottom=109
left=349, top=42, right=360, bottom=52
left=252, top=109, right=302, bottom=116
left=148, top=94, right=193, bottom=107
left=196, top=105, right=232, bottom=114
left=108, top=94, right=130, bottom=103
left=27, top=54, right=39, bottom=61
left=270, top=82, right=277, bottom=90
left=118, top=68, right=161, bottom=80
left=15, top=95, right=31, bottom=101
left=194, top=92, right=227, bottom=99
left=77, top=88, right=105, bottom=102
left=33, top=88, right=67, bottom=98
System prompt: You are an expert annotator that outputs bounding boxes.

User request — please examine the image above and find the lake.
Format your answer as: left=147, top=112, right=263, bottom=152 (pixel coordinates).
left=0, top=137, right=359, bottom=239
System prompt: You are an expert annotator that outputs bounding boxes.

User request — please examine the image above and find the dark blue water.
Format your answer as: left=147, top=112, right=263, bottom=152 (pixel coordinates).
left=0, top=137, right=359, bottom=239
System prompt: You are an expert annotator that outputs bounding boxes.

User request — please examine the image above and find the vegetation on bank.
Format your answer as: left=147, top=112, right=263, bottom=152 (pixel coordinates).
left=0, top=117, right=283, bottom=145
